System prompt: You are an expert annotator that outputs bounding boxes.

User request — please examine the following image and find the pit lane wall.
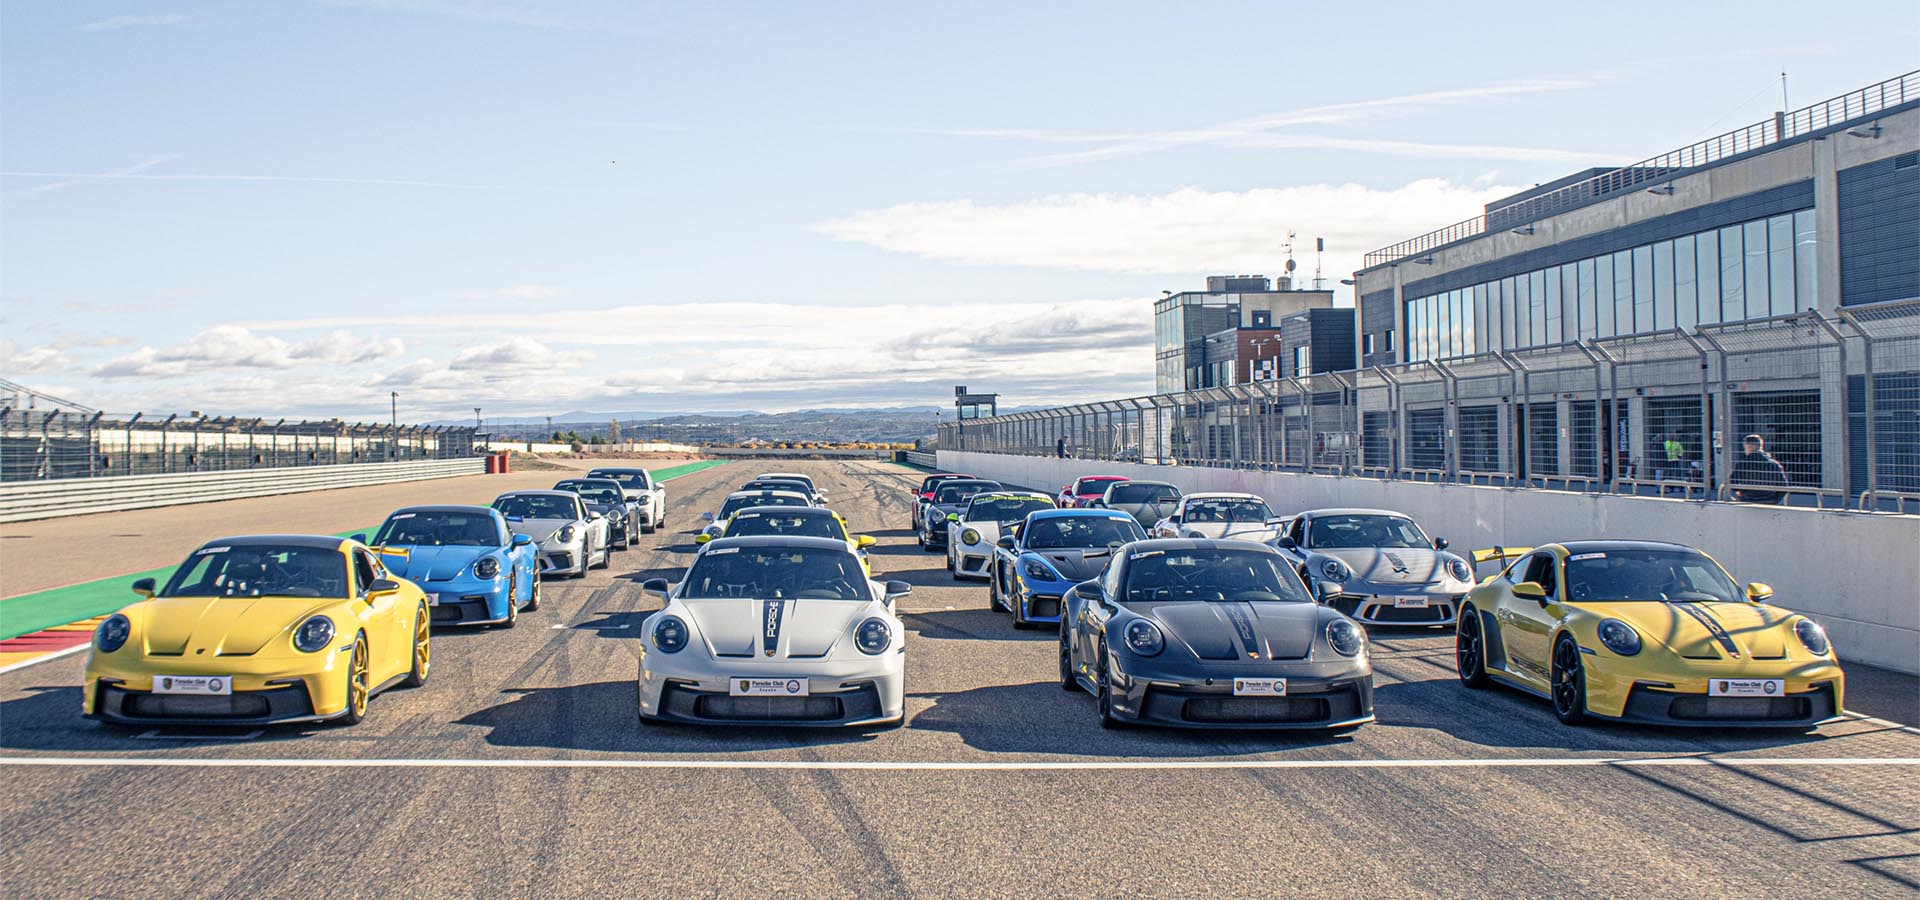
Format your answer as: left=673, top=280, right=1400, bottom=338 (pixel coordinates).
left=939, top=450, right=1920, bottom=674
left=0, top=457, right=486, bottom=523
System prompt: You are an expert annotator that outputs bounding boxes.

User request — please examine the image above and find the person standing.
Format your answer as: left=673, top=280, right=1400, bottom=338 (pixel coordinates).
left=1730, top=434, right=1789, bottom=504
left=1055, top=436, right=1069, bottom=459
left=1661, top=433, right=1686, bottom=481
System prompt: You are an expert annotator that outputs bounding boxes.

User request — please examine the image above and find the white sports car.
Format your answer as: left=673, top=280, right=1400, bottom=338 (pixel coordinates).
left=491, top=490, right=610, bottom=578
left=585, top=467, right=667, bottom=533
left=637, top=535, right=912, bottom=728
left=1150, top=492, right=1287, bottom=542
left=1271, top=508, right=1475, bottom=627
left=944, top=491, right=1056, bottom=580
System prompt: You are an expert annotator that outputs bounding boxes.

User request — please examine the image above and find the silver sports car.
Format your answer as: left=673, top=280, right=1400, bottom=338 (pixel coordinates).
left=944, top=491, right=1056, bottom=580
left=491, top=490, right=611, bottom=578
left=638, top=536, right=912, bottom=728
left=1271, top=508, right=1475, bottom=627
left=1092, top=480, right=1183, bottom=531
left=1149, top=492, right=1286, bottom=542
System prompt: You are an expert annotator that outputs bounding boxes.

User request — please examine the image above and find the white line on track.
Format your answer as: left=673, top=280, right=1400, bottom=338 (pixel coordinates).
left=0, top=643, right=87, bottom=677
left=1, top=756, right=1915, bottom=772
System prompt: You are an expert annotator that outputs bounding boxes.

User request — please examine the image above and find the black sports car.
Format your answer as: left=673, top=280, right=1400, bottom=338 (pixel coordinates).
left=1059, top=539, right=1374, bottom=730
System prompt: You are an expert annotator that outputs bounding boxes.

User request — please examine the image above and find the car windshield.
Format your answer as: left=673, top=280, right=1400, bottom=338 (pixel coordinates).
left=760, top=475, right=814, bottom=490
left=493, top=495, right=579, bottom=520
left=1076, top=478, right=1124, bottom=494
left=1122, top=549, right=1308, bottom=603
left=1110, top=484, right=1179, bottom=505
left=964, top=497, right=1054, bottom=523
left=374, top=511, right=501, bottom=547
left=555, top=482, right=622, bottom=504
left=164, top=544, right=351, bottom=599
left=587, top=471, right=649, bottom=489
left=1183, top=498, right=1273, bottom=523
left=744, top=480, right=810, bottom=494
left=719, top=494, right=810, bottom=517
left=1564, top=548, right=1740, bottom=604
left=1024, top=516, right=1144, bottom=549
left=681, top=546, right=867, bottom=600
left=1307, top=514, right=1428, bottom=549
left=726, top=512, right=846, bottom=541
left=921, top=475, right=969, bottom=492
left=935, top=482, right=999, bottom=504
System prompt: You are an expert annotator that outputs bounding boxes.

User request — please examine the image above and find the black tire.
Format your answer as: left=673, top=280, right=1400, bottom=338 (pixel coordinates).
left=336, top=633, right=370, bottom=726
left=1096, top=641, right=1125, bottom=729
left=1058, top=624, right=1078, bottom=692
left=1456, top=605, right=1490, bottom=688
left=1551, top=636, right=1589, bottom=725
left=593, top=541, right=610, bottom=570
left=500, top=585, right=519, bottom=628
left=523, top=571, right=541, bottom=611
left=988, top=566, right=1007, bottom=612
left=401, top=605, right=431, bottom=687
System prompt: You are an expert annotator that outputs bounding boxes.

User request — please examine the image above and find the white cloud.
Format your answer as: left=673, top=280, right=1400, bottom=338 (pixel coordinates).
left=81, top=14, right=186, bottom=31
left=1, top=341, right=73, bottom=373
left=812, top=179, right=1524, bottom=280
left=92, top=326, right=406, bottom=379
left=449, top=336, right=593, bottom=371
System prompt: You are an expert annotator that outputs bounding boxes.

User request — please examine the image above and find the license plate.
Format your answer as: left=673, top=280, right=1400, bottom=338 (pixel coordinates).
left=426, top=593, right=441, bottom=606
left=730, top=677, right=810, bottom=697
left=152, top=675, right=232, bottom=696
left=1391, top=596, right=1430, bottom=608
left=1232, top=678, right=1287, bottom=697
left=1708, top=678, right=1784, bottom=697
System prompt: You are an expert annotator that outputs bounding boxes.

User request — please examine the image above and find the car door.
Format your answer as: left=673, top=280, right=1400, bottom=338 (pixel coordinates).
left=1075, top=552, right=1123, bottom=666
left=1498, top=552, right=1560, bottom=688
left=353, top=549, right=402, bottom=680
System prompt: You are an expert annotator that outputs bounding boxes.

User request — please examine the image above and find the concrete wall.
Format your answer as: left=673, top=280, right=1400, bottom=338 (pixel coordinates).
left=941, top=450, right=1920, bottom=674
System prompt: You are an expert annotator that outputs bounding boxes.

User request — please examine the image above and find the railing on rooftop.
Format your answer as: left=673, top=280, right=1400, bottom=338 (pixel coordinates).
left=1361, top=71, right=1920, bottom=269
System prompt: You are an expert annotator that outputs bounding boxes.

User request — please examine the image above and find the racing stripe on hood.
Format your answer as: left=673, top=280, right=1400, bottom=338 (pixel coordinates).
left=761, top=599, right=783, bottom=657
left=1219, top=603, right=1263, bottom=659
left=1674, top=602, right=1740, bottom=658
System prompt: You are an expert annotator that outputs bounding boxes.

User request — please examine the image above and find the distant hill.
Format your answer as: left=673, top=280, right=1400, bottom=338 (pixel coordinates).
left=475, top=406, right=967, bottom=444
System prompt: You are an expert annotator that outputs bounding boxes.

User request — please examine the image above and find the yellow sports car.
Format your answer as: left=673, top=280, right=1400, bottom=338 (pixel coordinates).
left=693, top=505, right=877, bottom=575
left=1456, top=540, right=1844, bottom=727
left=82, top=534, right=432, bottom=727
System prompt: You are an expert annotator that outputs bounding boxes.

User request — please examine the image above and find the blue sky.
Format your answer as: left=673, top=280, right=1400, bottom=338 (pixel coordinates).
left=3, top=0, right=1914, bottom=420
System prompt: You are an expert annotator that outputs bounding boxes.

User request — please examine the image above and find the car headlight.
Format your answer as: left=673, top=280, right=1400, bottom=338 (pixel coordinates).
left=1327, top=619, right=1365, bottom=656
left=1794, top=619, right=1831, bottom=656
left=856, top=617, right=891, bottom=655
left=474, top=556, right=500, bottom=579
left=293, top=616, right=335, bottom=653
left=1446, top=558, right=1473, bottom=582
left=1319, top=559, right=1349, bottom=582
left=652, top=615, right=689, bottom=653
left=1022, top=559, right=1058, bottom=582
left=961, top=528, right=981, bottom=546
left=1122, top=620, right=1164, bottom=656
left=96, top=614, right=131, bottom=653
left=556, top=525, right=576, bottom=544
left=1596, top=618, right=1642, bottom=656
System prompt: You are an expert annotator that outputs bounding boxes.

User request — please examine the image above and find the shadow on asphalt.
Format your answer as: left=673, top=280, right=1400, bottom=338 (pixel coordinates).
left=862, top=528, right=916, bottom=540
left=867, top=542, right=939, bottom=558
left=455, top=680, right=887, bottom=750
left=0, top=685, right=343, bottom=749
left=900, top=607, right=1051, bottom=643
left=906, top=682, right=1356, bottom=757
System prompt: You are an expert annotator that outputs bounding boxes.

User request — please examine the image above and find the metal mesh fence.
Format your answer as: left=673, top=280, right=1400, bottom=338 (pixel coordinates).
left=941, top=300, right=1920, bottom=513
left=0, top=410, right=483, bottom=482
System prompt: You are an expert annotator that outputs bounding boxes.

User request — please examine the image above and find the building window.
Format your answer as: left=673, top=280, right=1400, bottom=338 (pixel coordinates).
left=1294, top=346, right=1310, bottom=375
left=1364, top=333, right=1375, bottom=355
left=1383, top=329, right=1394, bottom=353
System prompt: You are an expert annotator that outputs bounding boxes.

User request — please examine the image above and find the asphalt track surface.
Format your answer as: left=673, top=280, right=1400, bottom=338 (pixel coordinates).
left=1, top=460, right=1915, bottom=900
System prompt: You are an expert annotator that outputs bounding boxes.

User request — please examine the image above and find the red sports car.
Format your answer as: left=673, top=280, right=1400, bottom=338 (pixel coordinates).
left=1057, top=475, right=1129, bottom=508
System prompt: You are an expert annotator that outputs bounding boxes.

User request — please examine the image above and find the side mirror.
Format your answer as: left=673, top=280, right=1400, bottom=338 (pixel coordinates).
left=946, top=513, right=959, bottom=522
left=1071, top=580, right=1105, bottom=603
left=1513, top=581, right=1549, bottom=602
left=856, top=535, right=877, bottom=549
left=511, top=534, right=534, bottom=548
left=1264, top=517, right=1287, bottom=527
left=350, top=533, right=368, bottom=545
left=694, top=533, right=712, bottom=545
left=996, top=535, right=1016, bottom=550
left=368, top=578, right=402, bottom=597
left=132, top=577, right=157, bottom=599
left=1314, top=581, right=1342, bottom=604
left=1167, top=515, right=1182, bottom=525
left=375, top=546, right=411, bottom=558
left=883, top=580, right=912, bottom=601
left=700, top=511, right=715, bottom=522
left=1745, top=582, right=1773, bottom=603
left=1433, top=537, right=1450, bottom=550
left=1276, top=536, right=1297, bottom=550
left=641, top=578, right=671, bottom=598
left=587, top=511, right=603, bottom=521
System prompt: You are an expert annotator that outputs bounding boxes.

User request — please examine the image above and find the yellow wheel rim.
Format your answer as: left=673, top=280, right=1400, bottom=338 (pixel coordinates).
left=414, top=609, right=430, bottom=676
left=349, top=637, right=370, bottom=716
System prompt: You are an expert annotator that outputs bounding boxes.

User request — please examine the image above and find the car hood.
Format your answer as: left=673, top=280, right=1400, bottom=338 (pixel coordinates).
left=135, top=595, right=341, bottom=656
left=1110, top=501, right=1176, bottom=528
left=384, top=545, right=492, bottom=582
left=1026, top=548, right=1108, bottom=583
left=1583, top=601, right=1789, bottom=659
left=505, top=517, right=577, bottom=540
left=1128, top=599, right=1323, bottom=661
left=954, top=521, right=1004, bottom=545
left=1318, top=548, right=1463, bottom=588
left=679, top=598, right=873, bottom=659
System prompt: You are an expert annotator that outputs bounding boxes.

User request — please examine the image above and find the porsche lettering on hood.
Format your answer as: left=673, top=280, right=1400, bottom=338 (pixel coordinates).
left=683, top=598, right=871, bottom=659
left=1134, top=600, right=1321, bottom=661
left=139, top=596, right=335, bottom=656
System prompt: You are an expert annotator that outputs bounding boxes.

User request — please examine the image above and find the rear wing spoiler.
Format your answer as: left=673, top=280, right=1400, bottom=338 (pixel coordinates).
left=1471, top=546, right=1532, bottom=566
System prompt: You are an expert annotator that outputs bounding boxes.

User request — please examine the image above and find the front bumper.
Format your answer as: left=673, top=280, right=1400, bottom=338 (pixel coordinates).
left=638, top=653, right=905, bottom=728
left=83, top=647, right=354, bottom=725
left=415, top=577, right=513, bottom=625
left=1581, top=658, right=1846, bottom=727
left=1107, top=657, right=1374, bottom=730
left=953, top=546, right=992, bottom=578
left=536, top=541, right=586, bottom=575
left=1326, top=590, right=1462, bottom=626
left=1013, top=576, right=1072, bottom=624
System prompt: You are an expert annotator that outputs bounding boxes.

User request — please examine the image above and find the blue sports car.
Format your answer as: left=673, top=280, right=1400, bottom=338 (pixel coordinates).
left=364, top=505, right=540, bottom=628
left=988, top=508, right=1145, bottom=628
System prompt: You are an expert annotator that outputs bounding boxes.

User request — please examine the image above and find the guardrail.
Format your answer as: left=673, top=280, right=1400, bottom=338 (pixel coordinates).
left=900, top=450, right=937, bottom=468
left=0, top=457, right=486, bottom=523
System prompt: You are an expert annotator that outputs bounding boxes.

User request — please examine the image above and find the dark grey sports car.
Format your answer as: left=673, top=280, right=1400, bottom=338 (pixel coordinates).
left=1059, top=539, right=1374, bottom=730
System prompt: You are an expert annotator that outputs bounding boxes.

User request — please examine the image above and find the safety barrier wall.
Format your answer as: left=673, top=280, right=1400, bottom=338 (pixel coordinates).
left=0, top=457, right=487, bottom=523
left=940, top=449, right=1920, bottom=674
left=901, top=450, right=937, bottom=468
